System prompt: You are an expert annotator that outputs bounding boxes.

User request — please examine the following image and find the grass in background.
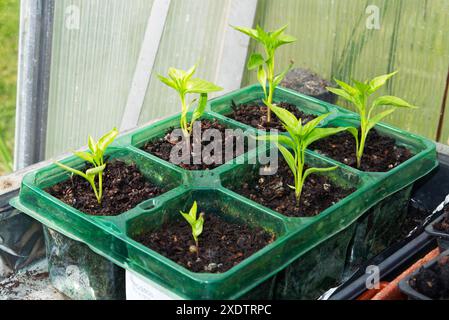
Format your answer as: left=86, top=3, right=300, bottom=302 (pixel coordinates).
left=0, top=0, right=19, bottom=173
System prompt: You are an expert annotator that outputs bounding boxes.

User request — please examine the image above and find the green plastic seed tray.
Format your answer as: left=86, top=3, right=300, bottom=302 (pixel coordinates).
left=10, top=84, right=438, bottom=300
left=11, top=142, right=377, bottom=299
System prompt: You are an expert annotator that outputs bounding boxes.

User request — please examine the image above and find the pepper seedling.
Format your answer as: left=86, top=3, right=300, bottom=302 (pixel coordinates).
left=158, top=65, right=223, bottom=139
left=180, top=201, right=204, bottom=256
left=232, top=25, right=296, bottom=124
left=327, top=71, right=417, bottom=168
left=260, top=107, right=349, bottom=204
left=55, top=128, right=119, bottom=204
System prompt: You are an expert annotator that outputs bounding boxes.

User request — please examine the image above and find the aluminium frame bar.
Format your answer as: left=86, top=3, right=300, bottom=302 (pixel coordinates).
left=14, top=0, right=55, bottom=170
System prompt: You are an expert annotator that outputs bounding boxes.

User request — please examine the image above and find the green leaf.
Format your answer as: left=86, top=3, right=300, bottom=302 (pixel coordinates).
left=277, top=144, right=297, bottom=177
left=270, top=25, right=288, bottom=37
left=301, top=113, right=331, bottom=137
left=187, top=78, right=223, bottom=94
left=302, top=166, right=338, bottom=184
left=189, top=201, right=198, bottom=220
left=276, top=33, right=297, bottom=45
left=54, top=162, right=87, bottom=180
left=73, top=151, right=95, bottom=164
left=231, top=25, right=260, bottom=41
left=367, top=109, right=396, bottom=132
left=273, top=61, right=294, bottom=88
left=303, top=127, right=349, bottom=149
left=247, top=53, right=265, bottom=70
left=284, top=122, right=302, bottom=142
left=368, top=71, right=398, bottom=94
left=257, top=134, right=296, bottom=150
left=158, top=74, right=177, bottom=90
left=88, top=136, right=96, bottom=154
left=270, top=25, right=296, bottom=48
left=269, top=104, right=298, bottom=130
left=255, top=25, right=269, bottom=43
left=185, top=64, right=197, bottom=81
left=352, top=79, right=370, bottom=94
left=180, top=211, right=195, bottom=226
left=180, top=201, right=204, bottom=243
left=193, top=215, right=204, bottom=241
left=334, top=79, right=358, bottom=96
left=372, top=95, right=417, bottom=109
left=168, top=67, right=187, bottom=82
left=98, top=128, right=118, bottom=153
left=326, top=87, right=355, bottom=104
left=272, top=34, right=297, bottom=50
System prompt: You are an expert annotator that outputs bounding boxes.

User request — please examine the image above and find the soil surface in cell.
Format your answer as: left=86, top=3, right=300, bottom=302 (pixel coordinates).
left=47, top=160, right=164, bottom=216
left=410, top=255, right=449, bottom=299
left=434, top=205, right=449, bottom=234
left=228, top=101, right=316, bottom=131
left=134, top=214, right=275, bottom=273
left=311, top=129, right=413, bottom=172
left=142, top=120, right=244, bottom=171
left=229, top=159, right=355, bottom=217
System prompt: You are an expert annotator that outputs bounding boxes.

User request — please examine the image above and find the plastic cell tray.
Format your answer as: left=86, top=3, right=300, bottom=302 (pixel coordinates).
left=11, top=84, right=438, bottom=299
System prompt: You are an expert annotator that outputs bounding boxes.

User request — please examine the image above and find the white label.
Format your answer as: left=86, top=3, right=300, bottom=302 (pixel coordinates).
left=126, top=270, right=183, bottom=300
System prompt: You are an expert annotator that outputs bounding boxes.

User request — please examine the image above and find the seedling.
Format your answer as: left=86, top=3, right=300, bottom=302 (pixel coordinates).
left=55, top=128, right=119, bottom=204
left=180, top=201, right=204, bottom=256
left=232, top=25, right=296, bottom=123
left=327, top=71, right=417, bottom=168
left=158, top=65, right=222, bottom=138
left=260, top=106, right=349, bottom=204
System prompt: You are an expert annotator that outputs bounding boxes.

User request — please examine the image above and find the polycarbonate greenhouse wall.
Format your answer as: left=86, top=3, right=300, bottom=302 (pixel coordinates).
left=38, top=0, right=449, bottom=160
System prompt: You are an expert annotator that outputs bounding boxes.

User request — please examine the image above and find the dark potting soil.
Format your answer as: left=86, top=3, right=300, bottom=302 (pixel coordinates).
left=228, top=101, right=316, bottom=131
left=47, top=160, right=164, bottom=216
left=134, top=214, right=275, bottom=273
left=410, top=255, right=449, bottom=300
left=434, top=204, right=449, bottom=234
left=229, top=159, right=355, bottom=217
left=141, top=120, right=243, bottom=171
left=311, top=129, right=413, bottom=172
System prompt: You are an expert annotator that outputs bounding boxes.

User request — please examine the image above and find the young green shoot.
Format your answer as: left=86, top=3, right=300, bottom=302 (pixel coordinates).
left=180, top=201, right=204, bottom=257
left=260, top=107, right=349, bottom=205
left=158, top=65, right=222, bottom=139
left=55, top=128, right=119, bottom=204
left=232, top=25, right=297, bottom=123
left=327, top=71, right=417, bottom=168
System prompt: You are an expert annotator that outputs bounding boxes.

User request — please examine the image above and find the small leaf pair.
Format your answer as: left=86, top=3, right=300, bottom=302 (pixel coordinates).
left=180, top=201, right=204, bottom=253
left=327, top=71, right=417, bottom=168
left=158, top=65, right=223, bottom=138
left=260, top=106, right=349, bottom=204
left=233, top=25, right=297, bottom=123
left=55, top=128, right=119, bottom=204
